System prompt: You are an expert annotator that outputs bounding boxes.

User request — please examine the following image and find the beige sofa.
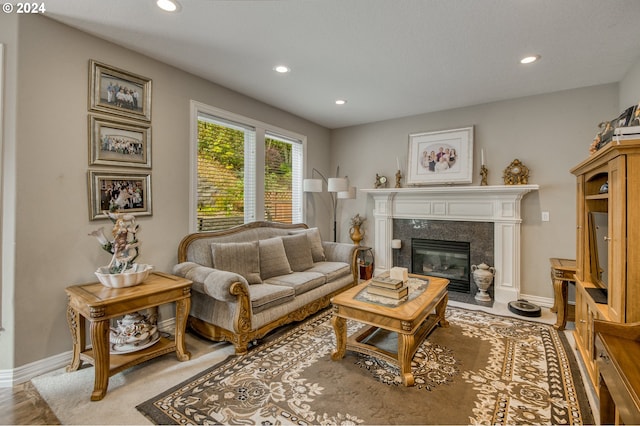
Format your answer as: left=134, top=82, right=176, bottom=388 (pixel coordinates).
left=174, top=221, right=358, bottom=354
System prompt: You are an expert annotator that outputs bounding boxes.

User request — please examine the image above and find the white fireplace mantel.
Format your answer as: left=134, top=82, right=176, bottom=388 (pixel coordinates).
left=361, top=185, right=539, bottom=303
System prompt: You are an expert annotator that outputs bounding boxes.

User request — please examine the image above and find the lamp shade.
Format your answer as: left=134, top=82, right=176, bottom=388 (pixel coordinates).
left=328, top=177, right=349, bottom=192
left=391, top=239, right=402, bottom=249
left=303, top=178, right=322, bottom=192
left=337, top=186, right=357, bottom=199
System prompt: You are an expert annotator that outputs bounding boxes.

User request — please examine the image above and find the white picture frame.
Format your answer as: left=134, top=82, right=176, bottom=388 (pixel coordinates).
left=406, top=126, right=474, bottom=185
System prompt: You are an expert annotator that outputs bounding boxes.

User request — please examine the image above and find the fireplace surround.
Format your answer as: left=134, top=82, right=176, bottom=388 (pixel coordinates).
left=362, top=185, right=538, bottom=303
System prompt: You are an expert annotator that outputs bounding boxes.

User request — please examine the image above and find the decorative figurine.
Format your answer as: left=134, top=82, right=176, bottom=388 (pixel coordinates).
left=395, top=170, right=402, bottom=188
left=480, top=165, right=488, bottom=186
left=90, top=209, right=152, bottom=287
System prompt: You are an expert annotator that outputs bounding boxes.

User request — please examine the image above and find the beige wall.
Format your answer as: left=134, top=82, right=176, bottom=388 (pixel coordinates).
left=620, top=59, right=640, bottom=113
left=2, top=14, right=332, bottom=368
left=331, top=84, right=619, bottom=301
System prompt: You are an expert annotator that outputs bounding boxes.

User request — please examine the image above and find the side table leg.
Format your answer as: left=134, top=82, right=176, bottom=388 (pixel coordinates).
left=65, top=304, right=85, bottom=372
left=553, top=279, right=568, bottom=330
left=331, top=314, right=346, bottom=361
left=398, top=333, right=415, bottom=386
left=90, top=319, right=110, bottom=401
left=175, top=297, right=191, bottom=361
left=550, top=267, right=558, bottom=313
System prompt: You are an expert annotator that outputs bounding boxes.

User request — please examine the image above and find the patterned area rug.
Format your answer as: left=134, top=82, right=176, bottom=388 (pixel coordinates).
left=137, top=307, right=593, bottom=425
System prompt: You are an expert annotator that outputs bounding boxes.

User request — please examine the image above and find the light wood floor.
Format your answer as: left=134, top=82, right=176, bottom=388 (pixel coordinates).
left=0, top=381, right=60, bottom=425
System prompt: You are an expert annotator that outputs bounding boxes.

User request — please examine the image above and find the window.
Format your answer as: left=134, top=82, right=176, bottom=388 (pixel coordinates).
left=191, top=102, right=305, bottom=232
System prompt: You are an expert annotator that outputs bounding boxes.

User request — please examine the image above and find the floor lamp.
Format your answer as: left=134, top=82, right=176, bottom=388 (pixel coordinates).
left=303, top=168, right=355, bottom=242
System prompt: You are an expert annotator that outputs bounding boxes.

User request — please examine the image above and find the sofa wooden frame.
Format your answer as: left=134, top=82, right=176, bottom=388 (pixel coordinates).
left=177, top=221, right=359, bottom=354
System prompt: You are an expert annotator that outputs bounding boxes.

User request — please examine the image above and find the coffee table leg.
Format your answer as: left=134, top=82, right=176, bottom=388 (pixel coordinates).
left=175, top=297, right=191, bottom=361
left=331, top=315, right=346, bottom=361
left=90, top=319, right=110, bottom=401
left=398, top=333, right=415, bottom=386
left=436, top=293, right=450, bottom=328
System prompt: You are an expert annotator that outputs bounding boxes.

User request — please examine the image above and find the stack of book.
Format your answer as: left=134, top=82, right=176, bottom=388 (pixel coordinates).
left=367, top=275, right=408, bottom=299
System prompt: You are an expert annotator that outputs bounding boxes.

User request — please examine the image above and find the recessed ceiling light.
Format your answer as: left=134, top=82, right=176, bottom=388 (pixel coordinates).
left=156, top=0, right=180, bottom=12
left=335, top=99, right=347, bottom=105
left=520, top=55, right=541, bottom=64
left=273, top=65, right=291, bottom=73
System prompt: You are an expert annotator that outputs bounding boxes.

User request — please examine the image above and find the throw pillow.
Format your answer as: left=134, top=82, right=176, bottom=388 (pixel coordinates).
left=211, top=241, right=261, bottom=284
left=281, top=233, right=314, bottom=271
left=258, top=237, right=293, bottom=279
left=289, top=228, right=326, bottom=262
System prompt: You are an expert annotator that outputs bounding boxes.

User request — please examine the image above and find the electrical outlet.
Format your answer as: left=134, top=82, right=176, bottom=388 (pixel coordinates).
left=541, top=211, right=550, bottom=222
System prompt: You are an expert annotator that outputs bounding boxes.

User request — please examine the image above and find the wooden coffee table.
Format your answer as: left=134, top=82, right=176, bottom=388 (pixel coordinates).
left=330, top=274, right=449, bottom=386
left=65, top=272, right=192, bottom=401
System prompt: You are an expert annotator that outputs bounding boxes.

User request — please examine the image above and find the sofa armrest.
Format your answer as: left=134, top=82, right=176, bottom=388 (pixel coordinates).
left=173, top=262, right=250, bottom=302
left=322, top=241, right=356, bottom=264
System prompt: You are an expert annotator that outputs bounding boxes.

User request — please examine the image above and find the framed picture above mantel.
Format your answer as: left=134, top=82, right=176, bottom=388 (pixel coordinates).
left=406, top=126, right=474, bottom=185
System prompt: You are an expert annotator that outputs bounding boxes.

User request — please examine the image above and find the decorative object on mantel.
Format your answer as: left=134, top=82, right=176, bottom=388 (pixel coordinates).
left=90, top=210, right=152, bottom=288
left=109, top=311, right=159, bottom=354
left=480, top=165, right=488, bottom=186
left=406, top=126, right=474, bottom=185
left=395, top=170, right=402, bottom=188
left=471, top=262, right=495, bottom=302
left=374, top=173, right=388, bottom=188
left=502, top=159, right=529, bottom=185
left=479, top=148, right=488, bottom=186
left=349, top=213, right=366, bottom=246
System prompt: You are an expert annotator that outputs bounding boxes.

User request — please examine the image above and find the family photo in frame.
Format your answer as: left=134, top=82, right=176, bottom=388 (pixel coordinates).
left=89, top=115, right=151, bottom=168
left=88, top=170, right=152, bottom=220
left=89, top=60, right=152, bottom=122
left=406, top=126, right=474, bottom=185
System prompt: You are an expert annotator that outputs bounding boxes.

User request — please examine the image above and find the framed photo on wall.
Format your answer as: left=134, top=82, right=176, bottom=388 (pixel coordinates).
left=89, top=115, right=151, bottom=168
left=406, top=126, right=474, bottom=185
left=89, top=60, right=152, bottom=121
left=88, top=170, right=152, bottom=220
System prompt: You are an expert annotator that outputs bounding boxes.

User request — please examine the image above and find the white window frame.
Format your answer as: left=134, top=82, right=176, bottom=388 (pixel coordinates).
left=189, top=100, right=307, bottom=232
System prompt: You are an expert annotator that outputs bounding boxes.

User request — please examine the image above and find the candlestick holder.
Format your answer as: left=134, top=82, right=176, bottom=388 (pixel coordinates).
left=395, top=170, right=402, bottom=188
left=480, top=165, right=488, bottom=186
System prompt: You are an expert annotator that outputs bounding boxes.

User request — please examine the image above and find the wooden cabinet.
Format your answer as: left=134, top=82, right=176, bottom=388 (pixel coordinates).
left=570, top=140, right=640, bottom=389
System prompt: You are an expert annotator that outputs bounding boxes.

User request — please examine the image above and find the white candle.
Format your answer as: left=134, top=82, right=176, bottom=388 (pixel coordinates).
left=396, top=157, right=400, bottom=171
left=481, top=149, right=485, bottom=166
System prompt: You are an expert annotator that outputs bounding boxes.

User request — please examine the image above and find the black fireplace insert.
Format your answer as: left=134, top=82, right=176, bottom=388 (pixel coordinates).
left=411, top=238, right=471, bottom=293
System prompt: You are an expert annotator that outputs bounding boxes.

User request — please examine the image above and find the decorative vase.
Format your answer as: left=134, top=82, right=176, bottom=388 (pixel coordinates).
left=471, top=262, right=495, bottom=302
left=349, top=224, right=364, bottom=246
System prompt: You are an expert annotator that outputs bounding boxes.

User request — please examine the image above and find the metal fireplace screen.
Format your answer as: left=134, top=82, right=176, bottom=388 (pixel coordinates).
left=411, top=238, right=471, bottom=293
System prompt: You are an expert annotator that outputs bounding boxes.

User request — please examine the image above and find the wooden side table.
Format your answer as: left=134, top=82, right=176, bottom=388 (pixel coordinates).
left=65, top=272, right=192, bottom=401
left=549, top=258, right=577, bottom=330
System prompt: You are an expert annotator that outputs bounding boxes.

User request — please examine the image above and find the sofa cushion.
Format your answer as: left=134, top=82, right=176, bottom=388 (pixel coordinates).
left=289, top=227, right=326, bottom=262
left=211, top=241, right=261, bottom=284
left=249, top=283, right=296, bottom=314
left=264, top=271, right=326, bottom=295
left=281, top=233, right=314, bottom=272
left=305, top=261, right=351, bottom=282
left=258, top=237, right=293, bottom=280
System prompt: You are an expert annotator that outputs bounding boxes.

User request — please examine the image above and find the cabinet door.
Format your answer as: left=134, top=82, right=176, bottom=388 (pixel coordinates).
left=608, top=156, right=626, bottom=322
left=575, top=283, right=587, bottom=347
left=576, top=176, right=585, bottom=281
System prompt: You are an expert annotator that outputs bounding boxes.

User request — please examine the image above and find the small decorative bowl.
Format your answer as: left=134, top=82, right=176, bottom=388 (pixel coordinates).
left=95, top=264, right=153, bottom=288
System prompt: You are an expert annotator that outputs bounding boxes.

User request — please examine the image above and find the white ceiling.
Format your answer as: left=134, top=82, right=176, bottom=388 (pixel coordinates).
left=44, top=0, right=640, bottom=129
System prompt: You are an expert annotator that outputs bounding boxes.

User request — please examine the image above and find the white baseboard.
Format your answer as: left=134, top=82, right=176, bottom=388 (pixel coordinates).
left=0, top=317, right=176, bottom=388
left=518, top=293, right=554, bottom=309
